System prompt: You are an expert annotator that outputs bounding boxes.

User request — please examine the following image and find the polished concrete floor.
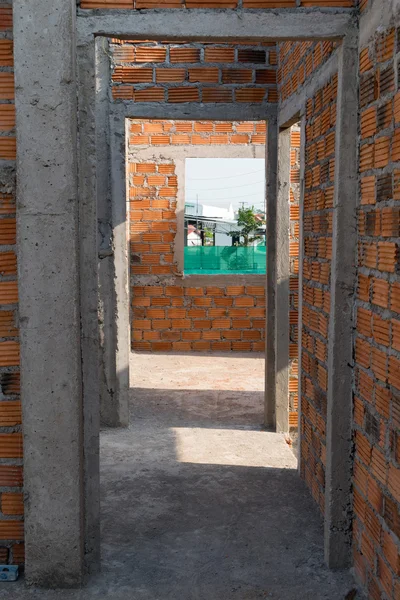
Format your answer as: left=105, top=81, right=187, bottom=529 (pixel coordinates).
left=4, top=352, right=357, bottom=599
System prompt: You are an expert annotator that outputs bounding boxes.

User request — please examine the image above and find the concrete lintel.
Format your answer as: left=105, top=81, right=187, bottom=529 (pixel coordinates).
left=275, top=127, right=291, bottom=434
left=324, top=28, right=359, bottom=569
left=264, top=117, right=278, bottom=429
left=278, top=51, right=339, bottom=128
left=76, top=10, right=354, bottom=43
left=113, top=102, right=277, bottom=122
left=13, top=0, right=86, bottom=586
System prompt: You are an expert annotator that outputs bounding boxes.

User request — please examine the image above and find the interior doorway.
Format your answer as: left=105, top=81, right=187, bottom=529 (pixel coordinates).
left=10, top=7, right=360, bottom=588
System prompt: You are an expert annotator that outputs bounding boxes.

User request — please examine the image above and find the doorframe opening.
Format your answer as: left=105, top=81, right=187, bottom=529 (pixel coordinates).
left=13, top=9, right=358, bottom=583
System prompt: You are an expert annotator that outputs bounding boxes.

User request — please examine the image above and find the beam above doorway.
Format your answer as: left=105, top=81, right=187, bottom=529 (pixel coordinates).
left=77, top=10, right=355, bottom=44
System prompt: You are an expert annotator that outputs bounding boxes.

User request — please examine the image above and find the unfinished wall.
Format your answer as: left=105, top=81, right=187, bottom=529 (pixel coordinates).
left=110, top=39, right=278, bottom=104
left=352, top=20, right=400, bottom=598
left=278, top=40, right=337, bottom=103
left=80, top=1, right=355, bottom=10
left=278, top=38, right=339, bottom=442
left=0, top=2, right=23, bottom=567
left=299, top=74, right=336, bottom=513
left=128, top=119, right=267, bottom=352
left=289, top=125, right=300, bottom=431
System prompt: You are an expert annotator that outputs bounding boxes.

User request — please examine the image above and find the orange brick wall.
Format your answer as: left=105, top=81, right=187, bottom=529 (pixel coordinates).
left=129, top=119, right=267, bottom=352
left=80, top=1, right=356, bottom=10
left=0, top=2, right=24, bottom=567
left=352, top=26, right=400, bottom=598
left=278, top=40, right=338, bottom=103
left=110, top=40, right=278, bottom=104
left=300, top=74, right=337, bottom=513
left=289, top=125, right=300, bottom=431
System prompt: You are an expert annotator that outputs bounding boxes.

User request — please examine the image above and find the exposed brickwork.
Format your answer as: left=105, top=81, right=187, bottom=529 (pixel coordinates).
left=353, top=26, right=400, bottom=599
left=289, top=125, right=300, bottom=431
left=80, top=0, right=356, bottom=9
left=128, top=119, right=267, bottom=352
left=278, top=40, right=338, bottom=103
left=110, top=40, right=278, bottom=104
left=299, top=74, right=337, bottom=513
left=0, top=2, right=23, bottom=567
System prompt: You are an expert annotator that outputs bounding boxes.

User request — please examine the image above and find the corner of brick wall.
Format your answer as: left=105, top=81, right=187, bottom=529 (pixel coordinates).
left=0, top=1, right=24, bottom=567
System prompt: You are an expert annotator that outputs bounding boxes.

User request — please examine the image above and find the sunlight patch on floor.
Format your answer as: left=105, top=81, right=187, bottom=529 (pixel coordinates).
left=172, top=427, right=297, bottom=469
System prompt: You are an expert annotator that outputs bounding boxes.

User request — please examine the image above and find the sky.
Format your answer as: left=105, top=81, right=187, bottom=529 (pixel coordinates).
left=185, top=158, right=266, bottom=214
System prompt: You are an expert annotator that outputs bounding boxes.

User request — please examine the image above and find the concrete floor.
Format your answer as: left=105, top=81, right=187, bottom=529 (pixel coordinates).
left=4, top=352, right=357, bottom=599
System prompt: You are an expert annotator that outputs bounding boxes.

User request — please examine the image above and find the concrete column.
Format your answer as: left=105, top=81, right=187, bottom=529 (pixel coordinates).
left=275, top=127, right=291, bottom=434
left=77, top=36, right=101, bottom=572
left=265, top=118, right=278, bottom=428
left=265, top=119, right=291, bottom=433
left=107, top=106, right=130, bottom=428
left=13, top=0, right=87, bottom=586
left=324, top=27, right=359, bottom=569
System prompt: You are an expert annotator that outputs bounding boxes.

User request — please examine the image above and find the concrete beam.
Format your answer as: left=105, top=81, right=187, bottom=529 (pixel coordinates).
left=324, top=28, right=359, bottom=569
left=77, top=9, right=354, bottom=43
left=119, top=103, right=278, bottom=122
left=264, top=118, right=277, bottom=429
left=275, top=127, right=291, bottom=434
left=13, top=0, right=86, bottom=586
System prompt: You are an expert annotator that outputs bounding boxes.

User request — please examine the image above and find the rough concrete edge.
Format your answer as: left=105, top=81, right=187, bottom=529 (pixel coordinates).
left=77, top=35, right=102, bottom=574
left=120, top=103, right=278, bottom=122
left=324, top=24, right=359, bottom=570
left=108, top=104, right=130, bottom=428
left=359, top=0, right=398, bottom=49
left=265, top=117, right=277, bottom=429
left=76, top=10, right=354, bottom=44
left=275, top=127, right=291, bottom=434
left=96, top=36, right=122, bottom=428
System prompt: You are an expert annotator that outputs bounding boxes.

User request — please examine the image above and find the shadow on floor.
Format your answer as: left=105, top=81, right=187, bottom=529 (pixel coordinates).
left=4, top=353, right=357, bottom=599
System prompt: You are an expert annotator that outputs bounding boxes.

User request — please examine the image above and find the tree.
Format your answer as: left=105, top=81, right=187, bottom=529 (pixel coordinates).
left=228, top=206, right=264, bottom=247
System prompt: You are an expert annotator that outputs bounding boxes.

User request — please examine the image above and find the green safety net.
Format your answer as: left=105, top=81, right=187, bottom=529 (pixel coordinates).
left=184, top=246, right=266, bottom=274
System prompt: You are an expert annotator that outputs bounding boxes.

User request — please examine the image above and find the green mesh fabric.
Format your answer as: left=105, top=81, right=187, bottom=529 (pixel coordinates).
left=184, top=246, right=266, bottom=274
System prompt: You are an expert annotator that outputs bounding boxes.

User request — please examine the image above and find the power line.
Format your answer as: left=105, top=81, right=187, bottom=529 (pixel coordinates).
left=186, top=169, right=265, bottom=181
left=186, top=179, right=265, bottom=192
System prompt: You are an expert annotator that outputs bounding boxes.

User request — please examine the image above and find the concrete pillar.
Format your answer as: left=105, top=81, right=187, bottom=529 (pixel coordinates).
left=13, top=0, right=84, bottom=587
left=265, top=119, right=290, bottom=433
left=265, top=118, right=278, bottom=428
left=13, top=0, right=88, bottom=586
left=77, top=36, right=101, bottom=571
left=89, top=38, right=129, bottom=429
left=324, top=27, right=359, bottom=569
left=107, top=105, right=130, bottom=428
